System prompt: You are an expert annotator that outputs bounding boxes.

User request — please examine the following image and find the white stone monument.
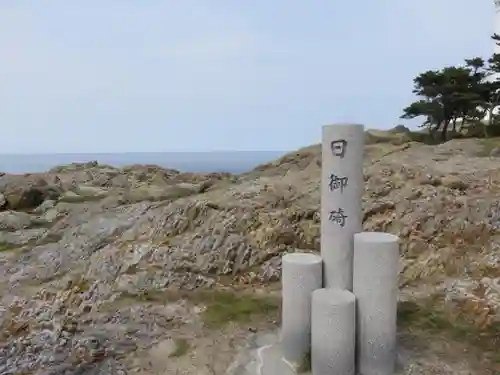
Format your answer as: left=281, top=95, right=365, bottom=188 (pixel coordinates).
left=311, top=288, right=356, bottom=375
left=225, top=123, right=404, bottom=375
left=321, top=124, right=364, bottom=290
left=353, top=231, right=400, bottom=375
left=281, top=252, right=323, bottom=369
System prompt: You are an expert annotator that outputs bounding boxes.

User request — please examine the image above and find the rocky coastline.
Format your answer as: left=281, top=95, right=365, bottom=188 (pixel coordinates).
left=1, top=133, right=499, bottom=374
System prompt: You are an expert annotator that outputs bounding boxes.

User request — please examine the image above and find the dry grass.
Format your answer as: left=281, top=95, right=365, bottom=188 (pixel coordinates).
left=397, top=298, right=500, bottom=366
left=476, top=137, right=500, bottom=157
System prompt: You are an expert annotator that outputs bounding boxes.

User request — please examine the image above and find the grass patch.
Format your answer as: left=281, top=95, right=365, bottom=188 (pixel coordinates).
left=0, top=242, right=20, bottom=252
left=398, top=300, right=464, bottom=335
left=397, top=299, right=500, bottom=360
left=169, top=338, right=190, bottom=358
left=199, top=290, right=279, bottom=328
left=110, top=288, right=280, bottom=328
left=476, top=137, right=500, bottom=157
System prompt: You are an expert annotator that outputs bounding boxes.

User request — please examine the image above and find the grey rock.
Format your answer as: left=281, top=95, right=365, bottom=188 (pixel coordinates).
left=0, top=211, right=32, bottom=231
left=0, top=139, right=498, bottom=374
left=33, top=200, right=56, bottom=214
left=0, top=228, right=47, bottom=246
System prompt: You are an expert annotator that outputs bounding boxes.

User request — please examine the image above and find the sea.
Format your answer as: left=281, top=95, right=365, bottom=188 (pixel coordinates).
left=0, top=151, right=287, bottom=175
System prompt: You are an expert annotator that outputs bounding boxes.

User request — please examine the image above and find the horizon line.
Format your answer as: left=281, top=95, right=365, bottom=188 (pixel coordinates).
left=0, top=150, right=290, bottom=156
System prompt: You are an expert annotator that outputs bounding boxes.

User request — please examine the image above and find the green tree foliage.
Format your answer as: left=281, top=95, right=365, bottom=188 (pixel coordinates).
left=402, top=34, right=500, bottom=141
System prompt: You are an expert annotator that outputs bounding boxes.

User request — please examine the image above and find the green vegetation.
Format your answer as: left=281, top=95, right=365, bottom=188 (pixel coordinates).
left=199, top=290, right=279, bottom=328
left=398, top=300, right=469, bottom=338
left=0, top=242, right=19, bottom=252
left=169, top=338, right=190, bottom=358
left=397, top=299, right=500, bottom=364
left=110, top=288, right=280, bottom=328
left=402, top=34, right=500, bottom=141
left=476, top=137, right=500, bottom=156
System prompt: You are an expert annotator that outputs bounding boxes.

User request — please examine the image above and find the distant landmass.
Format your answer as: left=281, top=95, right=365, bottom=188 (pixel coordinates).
left=0, top=151, right=287, bottom=174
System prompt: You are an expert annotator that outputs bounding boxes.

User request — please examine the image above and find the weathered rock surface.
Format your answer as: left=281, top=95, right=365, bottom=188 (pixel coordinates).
left=0, top=136, right=499, bottom=374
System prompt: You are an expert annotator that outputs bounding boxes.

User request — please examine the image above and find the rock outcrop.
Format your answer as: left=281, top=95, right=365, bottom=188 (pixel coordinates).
left=0, top=135, right=499, bottom=374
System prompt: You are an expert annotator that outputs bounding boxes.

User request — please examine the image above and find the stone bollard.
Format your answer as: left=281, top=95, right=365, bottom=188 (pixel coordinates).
left=353, top=232, right=400, bottom=375
left=311, top=288, right=356, bottom=375
left=281, top=252, right=323, bottom=369
left=321, top=123, right=364, bottom=290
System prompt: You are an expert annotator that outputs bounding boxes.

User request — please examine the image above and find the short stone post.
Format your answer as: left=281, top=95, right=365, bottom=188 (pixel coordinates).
left=281, top=252, right=323, bottom=369
left=353, top=232, right=400, bottom=375
left=321, top=124, right=364, bottom=290
left=311, top=288, right=356, bottom=375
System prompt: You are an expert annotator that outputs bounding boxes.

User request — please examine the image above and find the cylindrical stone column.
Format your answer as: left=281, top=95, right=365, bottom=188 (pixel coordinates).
left=321, top=123, right=364, bottom=290
left=311, top=288, right=356, bottom=375
left=353, top=231, right=400, bottom=375
left=281, top=252, right=323, bottom=368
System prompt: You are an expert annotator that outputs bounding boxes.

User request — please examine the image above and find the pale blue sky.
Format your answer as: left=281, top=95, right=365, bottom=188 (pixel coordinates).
left=0, top=1, right=495, bottom=153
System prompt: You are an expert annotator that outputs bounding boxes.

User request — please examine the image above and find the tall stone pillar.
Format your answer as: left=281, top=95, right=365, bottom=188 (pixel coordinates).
left=353, top=231, right=400, bottom=375
left=321, top=124, right=364, bottom=290
left=281, top=252, right=323, bottom=369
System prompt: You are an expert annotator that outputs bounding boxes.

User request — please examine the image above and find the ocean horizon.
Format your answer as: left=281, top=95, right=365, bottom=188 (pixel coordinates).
left=0, top=151, right=288, bottom=174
